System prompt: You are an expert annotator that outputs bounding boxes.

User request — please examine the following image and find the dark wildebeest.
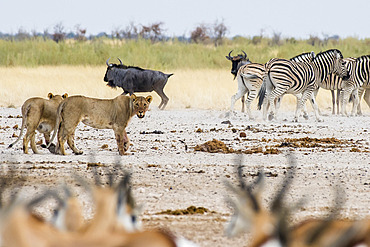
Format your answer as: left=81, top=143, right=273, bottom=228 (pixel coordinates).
left=104, top=58, right=173, bottom=110
left=225, top=50, right=251, bottom=112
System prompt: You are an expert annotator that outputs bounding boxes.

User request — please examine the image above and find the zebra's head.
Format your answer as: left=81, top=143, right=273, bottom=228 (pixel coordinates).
left=226, top=50, right=251, bottom=79
left=330, top=50, right=349, bottom=79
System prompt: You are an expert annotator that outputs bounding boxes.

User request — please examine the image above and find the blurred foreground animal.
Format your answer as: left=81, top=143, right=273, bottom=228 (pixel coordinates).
left=104, top=58, right=173, bottom=110
left=0, top=165, right=198, bottom=247
left=8, top=93, right=68, bottom=154
left=47, top=94, right=152, bottom=155
left=225, top=155, right=370, bottom=247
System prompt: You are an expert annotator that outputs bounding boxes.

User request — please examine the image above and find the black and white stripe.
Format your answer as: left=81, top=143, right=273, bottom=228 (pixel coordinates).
left=340, top=55, right=370, bottom=115
left=258, top=49, right=348, bottom=121
left=230, top=52, right=315, bottom=119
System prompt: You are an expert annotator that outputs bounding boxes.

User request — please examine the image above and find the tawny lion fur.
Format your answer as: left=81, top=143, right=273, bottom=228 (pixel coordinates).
left=8, top=93, right=68, bottom=154
left=48, top=94, right=152, bottom=155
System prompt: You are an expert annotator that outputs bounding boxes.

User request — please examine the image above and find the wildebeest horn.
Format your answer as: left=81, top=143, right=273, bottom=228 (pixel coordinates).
left=242, top=50, right=247, bottom=59
left=226, top=50, right=233, bottom=60
left=117, top=57, right=123, bottom=65
left=106, top=57, right=111, bottom=66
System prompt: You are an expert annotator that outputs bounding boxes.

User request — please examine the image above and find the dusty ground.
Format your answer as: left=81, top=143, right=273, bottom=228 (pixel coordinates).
left=0, top=106, right=369, bottom=247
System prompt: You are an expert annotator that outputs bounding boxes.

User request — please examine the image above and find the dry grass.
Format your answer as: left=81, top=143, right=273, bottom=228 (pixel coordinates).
left=0, top=66, right=369, bottom=112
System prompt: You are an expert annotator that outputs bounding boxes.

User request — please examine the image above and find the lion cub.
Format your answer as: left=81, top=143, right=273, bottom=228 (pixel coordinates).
left=48, top=94, right=152, bottom=155
left=8, top=93, right=68, bottom=154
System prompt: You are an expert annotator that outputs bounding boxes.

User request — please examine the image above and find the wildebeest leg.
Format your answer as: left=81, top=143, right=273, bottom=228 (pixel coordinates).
left=154, top=88, right=169, bottom=110
left=67, top=133, right=83, bottom=155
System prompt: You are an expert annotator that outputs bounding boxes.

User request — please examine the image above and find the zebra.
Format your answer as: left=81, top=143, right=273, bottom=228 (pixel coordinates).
left=226, top=50, right=251, bottom=112
left=313, top=57, right=356, bottom=115
left=340, top=55, right=370, bottom=116
left=230, top=52, right=315, bottom=120
left=258, top=49, right=348, bottom=122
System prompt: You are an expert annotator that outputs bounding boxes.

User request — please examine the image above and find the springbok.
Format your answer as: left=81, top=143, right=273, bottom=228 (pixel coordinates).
left=225, top=155, right=370, bottom=247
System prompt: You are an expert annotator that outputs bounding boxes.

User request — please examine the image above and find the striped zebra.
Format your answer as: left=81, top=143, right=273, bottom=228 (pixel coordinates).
left=230, top=52, right=315, bottom=119
left=258, top=49, right=348, bottom=122
left=226, top=50, right=251, bottom=112
left=340, top=55, right=370, bottom=116
left=314, top=57, right=356, bottom=115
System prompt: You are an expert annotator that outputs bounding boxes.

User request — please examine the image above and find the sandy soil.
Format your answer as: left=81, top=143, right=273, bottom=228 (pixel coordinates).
left=0, top=106, right=369, bottom=247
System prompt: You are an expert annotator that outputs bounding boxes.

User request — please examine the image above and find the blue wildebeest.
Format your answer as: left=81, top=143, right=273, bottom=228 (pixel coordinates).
left=225, top=50, right=251, bottom=112
left=104, top=58, right=173, bottom=110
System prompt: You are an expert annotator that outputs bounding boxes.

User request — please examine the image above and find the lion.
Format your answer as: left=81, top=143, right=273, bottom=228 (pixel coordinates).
left=8, top=93, right=68, bottom=154
left=47, top=94, right=152, bottom=155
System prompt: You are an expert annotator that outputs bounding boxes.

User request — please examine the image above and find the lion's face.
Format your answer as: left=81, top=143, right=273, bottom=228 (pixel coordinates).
left=131, top=95, right=152, bottom=118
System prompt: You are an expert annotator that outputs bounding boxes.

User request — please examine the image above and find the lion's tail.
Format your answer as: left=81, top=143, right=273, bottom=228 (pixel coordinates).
left=47, top=101, right=64, bottom=149
left=8, top=105, right=29, bottom=148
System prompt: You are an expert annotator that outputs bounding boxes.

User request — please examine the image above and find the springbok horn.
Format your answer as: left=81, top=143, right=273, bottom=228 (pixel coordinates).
left=270, top=154, right=297, bottom=212
left=117, top=57, right=123, bottom=65
left=106, top=57, right=111, bottom=66
left=236, top=160, right=260, bottom=212
left=242, top=50, right=247, bottom=59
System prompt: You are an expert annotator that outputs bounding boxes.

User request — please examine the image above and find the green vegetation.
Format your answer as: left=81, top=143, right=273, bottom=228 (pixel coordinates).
left=1, top=37, right=369, bottom=69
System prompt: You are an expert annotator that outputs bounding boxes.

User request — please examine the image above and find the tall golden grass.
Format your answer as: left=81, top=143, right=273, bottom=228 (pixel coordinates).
left=2, top=66, right=368, bottom=113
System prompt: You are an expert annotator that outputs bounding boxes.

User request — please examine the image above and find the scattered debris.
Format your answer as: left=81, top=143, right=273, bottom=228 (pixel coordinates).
left=140, top=130, right=164, bottom=134
left=157, top=206, right=213, bottom=215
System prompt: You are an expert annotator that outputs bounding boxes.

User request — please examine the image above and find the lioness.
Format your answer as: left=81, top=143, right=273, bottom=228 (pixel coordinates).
left=8, top=93, right=68, bottom=154
left=48, top=94, right=152, bottom=155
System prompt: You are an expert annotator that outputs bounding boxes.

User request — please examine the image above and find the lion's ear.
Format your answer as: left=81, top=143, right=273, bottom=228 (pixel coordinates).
left=146, top=95, right=153, bottom=104
left=62, top=93, right=68, bottom=99
left=130, top=94, right=137, bottom=102
left=48, top=93, right=54, bottom=99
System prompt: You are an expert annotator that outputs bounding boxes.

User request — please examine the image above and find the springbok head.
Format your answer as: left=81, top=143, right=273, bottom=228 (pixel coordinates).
left=224, top=155, right=296, bottom=247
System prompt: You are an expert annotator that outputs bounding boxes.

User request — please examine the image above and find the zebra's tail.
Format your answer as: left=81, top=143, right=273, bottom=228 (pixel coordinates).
left=257, top=79, right=267, bottom=110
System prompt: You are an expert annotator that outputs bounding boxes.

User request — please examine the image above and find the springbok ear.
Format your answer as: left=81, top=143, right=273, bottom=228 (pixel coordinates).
left=130, top=94, right=137, bottom=102
left=62, top=93, right=68, bottom=99
left=145, top=95, right=153, bottom=104
left=48, top=93, right=54, bottom=99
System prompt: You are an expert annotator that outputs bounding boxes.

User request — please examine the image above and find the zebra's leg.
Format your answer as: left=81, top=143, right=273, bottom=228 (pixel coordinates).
left=245, top=90, right=257, bottom=120
left=230, top=87, right=247, bottom=112
left=336, top=90, right=341, bottom=115
left=294, top=93, right=309, bottom=119
left=294, top=90, right=318, bottom=122
left=350, top=88, right=359, bottom=116
left=267, top=90, right=284, bottom=121
left=308, top=93, right=322, bottom=122
left=356, top=88, right=365, bottom=116
left=241, top=96, right=245, bottom=113
left=331, top=90, right=335, bottom=115
left=341, top=86, right=355, bottom=116
left=364, top=89, right=370, bottom=109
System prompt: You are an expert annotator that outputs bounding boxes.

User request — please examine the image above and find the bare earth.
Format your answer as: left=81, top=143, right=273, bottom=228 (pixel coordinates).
left=0, top=107, right=369, bottom=247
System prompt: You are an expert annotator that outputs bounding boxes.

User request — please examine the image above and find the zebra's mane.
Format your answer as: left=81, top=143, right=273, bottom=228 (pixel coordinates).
left=315, top=49, right=343, bottom=59
left=355, top=55, right=370, bottom=62
left=289, top=52, right=315, bottom=62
